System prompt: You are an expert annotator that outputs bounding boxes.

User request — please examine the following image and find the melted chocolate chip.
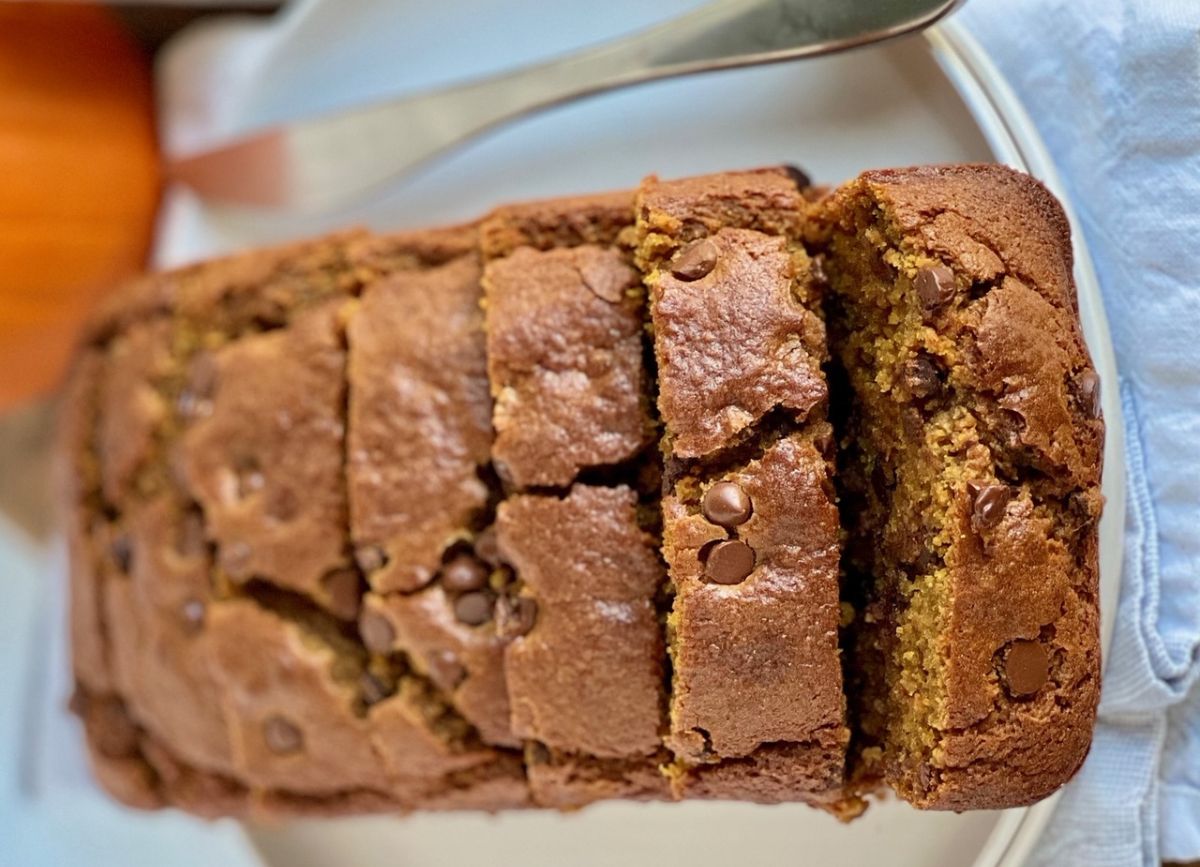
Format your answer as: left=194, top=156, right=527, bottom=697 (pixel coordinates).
left=234, top=457, right=265, bottom=500
left=496, top=596, right=538, bottom=640
left=427, top=650, right=467, bottom=691
left=360, top=672, right=390, bottom=707
left=702, top=482, right=753, bottom=528
left=914, top=265, right=956, bottom=314
left=441, top=555, right=489, bottom=593
left=109, top=534, right=133, bottom=574
left=177, top=352, right=217, bottom=422
left=473, top=526, right=502, bottom=566
left=222, top=541, right=252, bottom=579
left=810, top=255, right=829, bottom=289
left=322, top=568, right=362, bottom=621
left=263, top=715, right=303, bottom=754
left=359, top=609, right=396, bottom=655
left=454, top=590, right=495, bottom=626
left=781, top=164, right=811, bottom=190
left=671, top=238, right=720, bottom=281
left=355, top=545, right=387, bottom=574
left=968, top=482, right=1012, bottom=531
left=904, top=354, right=942, bottom=399
left=180, top=598, right=206, bottom=632
left=702, top=540, right=756, bottom=585
left=1076, top=370, right=1102, bottom=419
left=813, top=429, right=836, bottom=462
left=1001, top=639, right=1049, bottom=697
left=176, top=510, right=207, bottom=559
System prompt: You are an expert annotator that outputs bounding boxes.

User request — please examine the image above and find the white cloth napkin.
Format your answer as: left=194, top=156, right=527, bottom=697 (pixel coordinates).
left=958, top=1, right=1200, bottom=864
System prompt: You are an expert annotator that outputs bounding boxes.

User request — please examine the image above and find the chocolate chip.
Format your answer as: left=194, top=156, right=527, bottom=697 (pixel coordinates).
left=914, top=265, right=956, bottom=314
left=180, top=598, right=206, bottom=632
left=1001, top=639, right=1049, bottom=697
left=359, top=609, right=396, bottom=654
left=267, top=487, right=299, bottom=521
left=262, top=715, right=303, bottom=755
left=781, top=164, right=811, bottom=190
left=904, top=354, right=942, bottom=399
left=473, top=526, right=502, bottom=566
left=1076, top=370, right=1102, bottom=419
left=810, top=255, right=829, bottom=289
left=176, top=511, right=207, bottom=559
left=177, top=352, right=217, bottom=421
left=496, top=596, right=538, bottom=640
left=322, top=568, right=362, bottom=621
left=967, top=482, right=1012, bottom=531
left=813, top=429, right=836, bottom=462
left=427, top=650, right=467, bottom=691
left=671, top=238, right=720, bottom=281
left=702, top=482, right=753, bottom=528
left=441, top=555, right=489, bottom=593
left=234, top=456, right=265, bottom=499
left=360, top=672, right=390, bottom=707
left=89, top=697, right=140, bottom=757
left=454, top=590, right=495, bottom=626
left=917, top=762, right=936, bottom=792
left=702, top=540, right=756, bottom=585
left=355, top=545, right=387, bottom=574
left=109, top=534, right=132, bottom=574
left=222, top=541, right=252, bottom=579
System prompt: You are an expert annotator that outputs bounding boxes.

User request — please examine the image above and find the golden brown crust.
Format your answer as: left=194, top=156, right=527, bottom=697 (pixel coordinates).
left=497, top=485, right=665, bottom=759
left=480, top=191, right=634, bottom=260
left=483, top=245, right=650, bottom=488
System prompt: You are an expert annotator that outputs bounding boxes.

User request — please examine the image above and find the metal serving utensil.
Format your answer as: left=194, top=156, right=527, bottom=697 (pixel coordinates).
left=169, top=0, right=961, bottom=212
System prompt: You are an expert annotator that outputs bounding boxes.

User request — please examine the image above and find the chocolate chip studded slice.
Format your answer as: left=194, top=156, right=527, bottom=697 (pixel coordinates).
left=670, top=238, right=720, bottom=281
left=1001, top=639, right=1050, bottom=697
left=701, top=482, right=753, bottom=528
left=441, top=555, right=489, bottom=593
left=262, top=715, right=303, bottom=754
left=496, top=596, right=538, bottom=640
left=914, top=265, right=956, bottom=314
left=703, top=540, right=756, bottom=585
left=967, top=481, right=1012, bottom=531
left=454, top=590, right=495, bottom=626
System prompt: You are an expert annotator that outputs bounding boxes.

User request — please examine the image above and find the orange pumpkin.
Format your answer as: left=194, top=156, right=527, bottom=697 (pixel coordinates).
left=0, top=2, right=160, bottom=409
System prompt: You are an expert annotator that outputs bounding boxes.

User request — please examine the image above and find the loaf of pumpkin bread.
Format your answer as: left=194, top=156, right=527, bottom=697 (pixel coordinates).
left=61, top=164, right=1101, bottom=819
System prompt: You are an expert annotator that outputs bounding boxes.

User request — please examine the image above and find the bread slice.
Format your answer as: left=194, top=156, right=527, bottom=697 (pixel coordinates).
left=817, top=164, right=1102, bottom=809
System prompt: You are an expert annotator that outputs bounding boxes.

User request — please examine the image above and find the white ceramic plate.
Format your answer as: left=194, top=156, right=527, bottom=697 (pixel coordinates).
left=157, top=5, right=1117, bottom=867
